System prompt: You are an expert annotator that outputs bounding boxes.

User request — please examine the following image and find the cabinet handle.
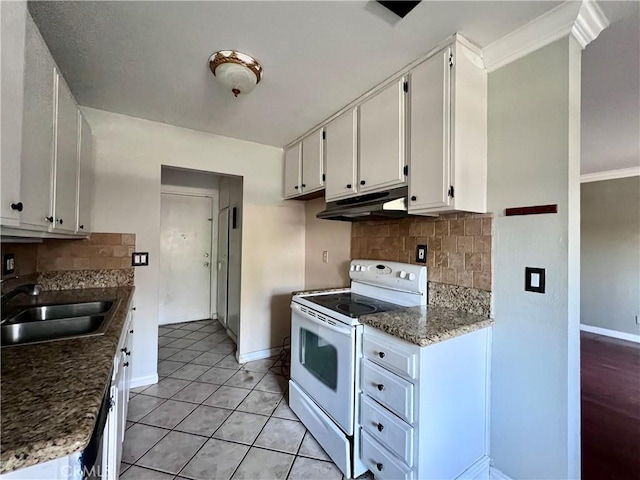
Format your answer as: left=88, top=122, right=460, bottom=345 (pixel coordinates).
left=411, top=195, right=417, bottom=201
left=378, top=351, right=385, bottom=359
left=301, top=184, right=306, bottom=188
left=360, top=180, right=366, bottom=185
left=126, top=351, right=131, bottom=356
left=79, top=224, right=84, bottom=229
left=57, top=218, right=63, bottom=225
left=123, top=362, right=129, bottom=367
left=121, top=348, right=127, bottom=353
left=377, top=384, right=385, bottom=391
left=45, top=216, right=54, bottom=223
left=129, top=329, right=134, bottom=334
left=10, top=202, right=23, bottom=212
left=376, top=463, right=384, bottom=471
left=377, top=423, right=384, bottom=432
left=346, top=184, right=352, bottom=189
left=294, top=185, right=299, bottom=190
left=131, top=307, right=137, bottom=311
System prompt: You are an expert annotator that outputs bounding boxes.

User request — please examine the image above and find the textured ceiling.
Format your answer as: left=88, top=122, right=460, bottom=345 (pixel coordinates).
left=28, top=1, right=639, bottom=174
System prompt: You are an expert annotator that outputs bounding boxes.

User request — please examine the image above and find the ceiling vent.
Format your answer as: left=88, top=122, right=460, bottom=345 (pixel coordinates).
left=376, top=1, right=422, bottom=18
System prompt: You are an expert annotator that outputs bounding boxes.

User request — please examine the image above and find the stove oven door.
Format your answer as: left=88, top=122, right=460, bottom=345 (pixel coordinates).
left=290, top=302, right=356, bottom=434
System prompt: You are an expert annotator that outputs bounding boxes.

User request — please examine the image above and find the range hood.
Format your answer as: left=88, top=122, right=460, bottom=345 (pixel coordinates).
left=317, top=186, right=409, bottom=222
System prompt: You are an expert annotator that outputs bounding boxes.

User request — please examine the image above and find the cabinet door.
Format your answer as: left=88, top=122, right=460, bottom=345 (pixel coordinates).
left=301, top=129, right=324, bottom=193
left=76, top=113, right=93, bottom=233
left=283, top=143, right=302, bottom=198
left=0, top=2, right=27, bottom=226
left=409, top=48, right=452, bottom=211
left=53, top=77, right=79, bottom=232
left=358, top=79, right=407, bottom=193
left=20, top=15, right=56, bottom=230
left=325, top=109, right=357, bottom=201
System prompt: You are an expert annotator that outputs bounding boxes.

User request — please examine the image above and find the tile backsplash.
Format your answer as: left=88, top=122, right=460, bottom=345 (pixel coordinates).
left=1, top=233, right=136, bottom=290
left=351, top=213, right=493, bottom=291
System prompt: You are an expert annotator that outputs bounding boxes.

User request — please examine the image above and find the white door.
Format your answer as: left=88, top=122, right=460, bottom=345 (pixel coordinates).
left=325, top=109, right=358, bottom=201
left=216, top=208, right=229, bottom=328
left=159, top=193, right=213, bottom=325
left=358, top=78, right=407, bottom=193
left=301, top=129, right=324, bottom=193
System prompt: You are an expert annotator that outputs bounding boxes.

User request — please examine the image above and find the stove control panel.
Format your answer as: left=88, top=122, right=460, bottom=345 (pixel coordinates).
left=350, top=259, right=427, bottom=295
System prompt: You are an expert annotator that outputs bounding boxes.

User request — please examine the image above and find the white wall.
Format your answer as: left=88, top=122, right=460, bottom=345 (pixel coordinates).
left=304, top=198, right=352, bottom=290
left=581, top=177, right=640, bottom=336
left=487, top=38, right=581, bottom=479
left=84, top=108, right=305, bottom=383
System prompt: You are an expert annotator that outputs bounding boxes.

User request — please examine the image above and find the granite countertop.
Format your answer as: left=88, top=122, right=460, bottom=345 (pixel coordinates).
left=359, top=305, right=494, bottom=347
left=1, top=286, right=135, bottom=474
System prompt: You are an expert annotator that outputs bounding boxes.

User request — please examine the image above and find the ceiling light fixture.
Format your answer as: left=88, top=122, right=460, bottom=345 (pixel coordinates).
left=208, top=50, right=263, bottom=97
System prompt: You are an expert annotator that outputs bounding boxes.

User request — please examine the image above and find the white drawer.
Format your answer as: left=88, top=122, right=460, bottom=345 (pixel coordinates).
left=361, top=359, right=414, bottom=424
left=363, top=330, right=417, bottom=380
left=361, top=430, right=413, bottom=480
left=361, top=394, right=414, bottom=466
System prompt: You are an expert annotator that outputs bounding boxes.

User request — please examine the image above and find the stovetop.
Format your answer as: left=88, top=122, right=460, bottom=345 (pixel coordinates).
left=304, top=292, right=405, bottom=318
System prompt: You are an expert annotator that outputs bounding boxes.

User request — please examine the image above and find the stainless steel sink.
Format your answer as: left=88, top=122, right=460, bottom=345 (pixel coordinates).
left=1, top=300, right=118, bottom=347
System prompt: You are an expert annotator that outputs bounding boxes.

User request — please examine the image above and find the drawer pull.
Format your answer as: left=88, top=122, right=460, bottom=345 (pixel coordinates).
left=123, top=362, right=129, bottom=367
left=378, top=351, right=386, bottom=358
left=377, top=423, right=384, bottom=432
left=376, top=463, right=384, bottom=471
left=377, top=384, right=385, bottom=391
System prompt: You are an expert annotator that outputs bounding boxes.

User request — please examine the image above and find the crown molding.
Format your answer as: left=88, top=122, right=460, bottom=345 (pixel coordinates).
left=580, top=166, right=640, bottom=183
left=483, top=0, right=609, bottom=73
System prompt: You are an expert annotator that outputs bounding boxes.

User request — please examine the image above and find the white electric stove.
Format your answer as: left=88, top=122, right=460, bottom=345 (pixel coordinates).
left=289, top=260, right=427, bottom=478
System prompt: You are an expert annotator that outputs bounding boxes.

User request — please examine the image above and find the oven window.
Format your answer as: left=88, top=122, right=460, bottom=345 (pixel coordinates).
left=299, top=328, right=338, bottom=391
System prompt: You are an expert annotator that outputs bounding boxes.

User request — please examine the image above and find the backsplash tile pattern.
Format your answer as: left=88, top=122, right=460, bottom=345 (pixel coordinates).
left=351, top=213, right=493, bottom=291
left=37, top=233, right=136, bottom=271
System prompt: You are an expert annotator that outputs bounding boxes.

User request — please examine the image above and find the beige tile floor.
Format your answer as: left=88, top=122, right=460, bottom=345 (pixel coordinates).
left=120, top=319, right=357, bottom=480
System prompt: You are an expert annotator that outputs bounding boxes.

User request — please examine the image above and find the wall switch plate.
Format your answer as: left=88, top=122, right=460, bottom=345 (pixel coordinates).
left=132, top=252, right=149, bottom=267
left=3, top=253, right=15, bottom=275
left=525, top=267, right=545, bottom=293
left=322, top=251, right=329, bottom=263
left=416, top=245, right=427, bottom=264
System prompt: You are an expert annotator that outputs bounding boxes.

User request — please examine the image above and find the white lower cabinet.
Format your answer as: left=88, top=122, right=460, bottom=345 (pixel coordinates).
left=360, top=325, right=490, bottom=480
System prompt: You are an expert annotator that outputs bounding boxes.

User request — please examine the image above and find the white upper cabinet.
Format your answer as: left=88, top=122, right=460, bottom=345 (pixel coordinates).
left=0, top=2, right=27, bottom=226
left=358, top=78, right=407, bottom=194
left=53, top=76, right=79, bottom=232
left=325, top=108, right=358, bottom=201
left=409, top=41, right=487, bottom=214
left=301, top=129, right=324, bottom=194
left=283, top=128, right=325, bottom=199
left=19, top=14, right=56, bottom=231
left=76, top=113, right=93, bottom=234
left=283, top=143, right=302, bottom=199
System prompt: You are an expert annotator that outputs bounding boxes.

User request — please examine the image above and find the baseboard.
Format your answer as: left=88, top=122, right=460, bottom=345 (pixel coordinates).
left=130, top=374, right=158, bottom=389
left=455, top=455, right=490, bottom=479
left=489, top=466, right=513, bottom=480
left=237, top=346, right=282, bottom=364
left=580, top=324, right=640, bottom=344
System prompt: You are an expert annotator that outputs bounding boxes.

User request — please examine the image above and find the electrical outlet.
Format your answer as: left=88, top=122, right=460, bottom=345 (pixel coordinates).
left=525, top=267, right=545, bottom=293
left=415, top=245, right=427, bottom=264
left=131, top=252, right=149, bottom=267
left=3, top=253, right=15, bottom=275
left=322, top=251, right=329, bottom=263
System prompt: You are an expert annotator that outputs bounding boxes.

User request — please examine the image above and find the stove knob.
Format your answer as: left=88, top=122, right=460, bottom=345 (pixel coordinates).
left=408, top=273, right=416, bottom=281
left=399, top=271, right=407, bottom=279
left=350, top=265, right=356, bottom=272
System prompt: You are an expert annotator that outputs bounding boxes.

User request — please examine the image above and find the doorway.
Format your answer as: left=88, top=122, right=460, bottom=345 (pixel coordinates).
left=159, top=192, right=214, bottom=325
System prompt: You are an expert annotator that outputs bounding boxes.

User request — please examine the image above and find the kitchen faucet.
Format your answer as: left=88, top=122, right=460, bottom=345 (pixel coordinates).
left=0, top=280, right=41, bottom=307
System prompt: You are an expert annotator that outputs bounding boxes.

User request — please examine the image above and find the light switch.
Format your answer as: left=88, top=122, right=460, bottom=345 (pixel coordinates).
left=3, top=253, right=15, bottom=275
left=525, top=267, right=545, bottom=293
left=415, top=245, right=427, bottom=264
left=132, top=252, right=149, bottom=267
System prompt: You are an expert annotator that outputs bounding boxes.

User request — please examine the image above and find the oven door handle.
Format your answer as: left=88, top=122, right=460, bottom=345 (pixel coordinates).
left=292, top=303, right=353, bottom=336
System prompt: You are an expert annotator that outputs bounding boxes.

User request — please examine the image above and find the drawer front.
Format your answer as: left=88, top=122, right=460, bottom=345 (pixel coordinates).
left=361, top=395, right=414, bottom=466
left=363, top=332, right=417, bottom=380
left=361, top=431, right=413, bottom=480
left=361, top=360, right=414, bottom=423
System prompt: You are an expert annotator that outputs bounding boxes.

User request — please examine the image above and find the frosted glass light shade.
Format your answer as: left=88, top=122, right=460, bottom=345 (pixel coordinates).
left=209, top=50, right=263, bottom=97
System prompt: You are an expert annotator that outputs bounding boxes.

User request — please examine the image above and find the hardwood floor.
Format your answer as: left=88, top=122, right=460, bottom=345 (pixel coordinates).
left=581, top=331, right=640, bottom=480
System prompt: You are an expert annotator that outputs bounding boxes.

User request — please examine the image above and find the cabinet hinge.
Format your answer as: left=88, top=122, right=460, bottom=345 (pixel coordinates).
left=403, top=81, right=409, bottom=93
left=448, top=53, right=454, bottom=68
left=322, top=173, right=326, bottom=182
left=322, top=130, right=326, bottom=140
left=448, top=185, right=455, bottom=198
left=403, top=165, right=409, bottom=176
